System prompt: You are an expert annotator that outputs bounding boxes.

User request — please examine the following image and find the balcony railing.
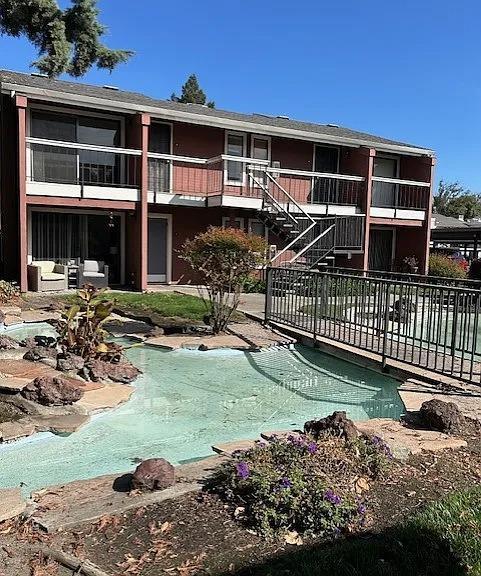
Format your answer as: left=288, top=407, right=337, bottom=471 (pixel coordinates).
left=26, top=137, right=140, bottom=189
left=371, top=176, right=431, bottom=210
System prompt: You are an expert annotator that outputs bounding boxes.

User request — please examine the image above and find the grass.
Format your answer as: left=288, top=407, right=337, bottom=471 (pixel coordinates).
left=231, top=487, right=481, bottom=575
left=63, top=290, right=245, bottom=323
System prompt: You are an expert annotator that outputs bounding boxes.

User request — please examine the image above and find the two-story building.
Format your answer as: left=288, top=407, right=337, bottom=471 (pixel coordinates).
left=0, top=70, right=435, bottom=292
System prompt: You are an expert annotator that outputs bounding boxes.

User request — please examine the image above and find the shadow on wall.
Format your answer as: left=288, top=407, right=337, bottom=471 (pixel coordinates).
left=219, top=525, right=465, bottom=576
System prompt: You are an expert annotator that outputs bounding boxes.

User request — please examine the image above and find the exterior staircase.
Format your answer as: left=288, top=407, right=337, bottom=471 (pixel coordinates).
left=248, top=165, right=364, bottom=269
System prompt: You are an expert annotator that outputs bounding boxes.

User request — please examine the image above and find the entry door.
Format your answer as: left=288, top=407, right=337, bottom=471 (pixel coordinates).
left=368, top=229, right=394, bottom=271
left=148, top=217, right=168, bottom=282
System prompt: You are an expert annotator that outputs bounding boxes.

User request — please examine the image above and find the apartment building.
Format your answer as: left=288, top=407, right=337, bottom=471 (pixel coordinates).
left=0, top=70, right=435, bottom=292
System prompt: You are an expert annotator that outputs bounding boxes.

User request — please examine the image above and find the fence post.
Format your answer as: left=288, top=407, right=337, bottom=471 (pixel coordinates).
left=313, top=271, right=319, bottom=339
left=264, top=267, right=273, bottom=325
left=381, top=280, right=391, bottom=370
left=451, top=291, right=459, bottom=357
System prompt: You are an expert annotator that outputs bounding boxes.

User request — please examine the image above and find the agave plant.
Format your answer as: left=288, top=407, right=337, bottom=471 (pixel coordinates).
left=56, top=284, right=121, bottom=362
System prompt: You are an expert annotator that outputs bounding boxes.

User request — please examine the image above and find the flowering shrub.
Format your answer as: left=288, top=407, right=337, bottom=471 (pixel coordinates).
left=0, top=280, right=20, bottom=304
left=428, top=254, right=467, bottom=279
left=181, top=227, right=267, bottom=333
left=210, top=433, right=392, bottom=538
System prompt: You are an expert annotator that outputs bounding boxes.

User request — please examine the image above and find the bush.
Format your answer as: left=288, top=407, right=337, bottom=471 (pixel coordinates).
left=428, top=254, right=467, bottom=279
left=210, top=433, right=391, bottom=538
left=0, top=280, right=20, bottom=304
left=241, top=274, right=266, bottom=294
left=181, top=227, right=267, bottom=333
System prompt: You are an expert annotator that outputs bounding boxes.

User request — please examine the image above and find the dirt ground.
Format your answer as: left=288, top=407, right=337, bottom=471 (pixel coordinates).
left=1, top=433, right=481, bottom=576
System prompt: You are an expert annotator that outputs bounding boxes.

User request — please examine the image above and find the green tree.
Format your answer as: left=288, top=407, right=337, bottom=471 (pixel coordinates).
left=171, top=74, right=215, bottom=108
left=0, top=0, right=132, bottom=77
left=433, top=180, right=481, bottom=220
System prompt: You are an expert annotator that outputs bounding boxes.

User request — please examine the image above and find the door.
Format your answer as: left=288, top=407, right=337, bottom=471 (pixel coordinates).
left=148, top=217, right=168, bottom=282
left=368, top=228, right=394, bottom=271
left=372, top=156, right=398, bottom=207
left=313, top=145, right=340, bottom=203
left=148, top=123, right=172, bottom=195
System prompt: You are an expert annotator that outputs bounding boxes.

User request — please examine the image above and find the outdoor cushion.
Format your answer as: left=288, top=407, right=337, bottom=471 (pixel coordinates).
left=83, top=260, right=101, bottom=273
left=41, top=272, right=65, bottom=281
left=82, top=272, right=105, bottom=278
left=32, top=261, right=56, bottom=274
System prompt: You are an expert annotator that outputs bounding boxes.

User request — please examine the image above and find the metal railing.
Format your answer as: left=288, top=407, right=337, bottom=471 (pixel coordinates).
left=27, top=138, right=140, bottom=188
left=371, top=176, right=431, bottom=210
left=265, top=266, right=481, bottom=384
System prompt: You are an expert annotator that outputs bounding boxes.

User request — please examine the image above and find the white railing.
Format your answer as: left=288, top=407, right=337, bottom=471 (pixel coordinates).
left=371, top=176, right=431, bottom=210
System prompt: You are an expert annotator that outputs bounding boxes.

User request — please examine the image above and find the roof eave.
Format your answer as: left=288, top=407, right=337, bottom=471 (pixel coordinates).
left=1, top=81, right=435, bottom=157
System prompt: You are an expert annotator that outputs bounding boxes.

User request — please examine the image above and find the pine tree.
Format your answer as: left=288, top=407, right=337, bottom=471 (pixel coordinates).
left=171, top=74, right=215, bottom=108
left=0, top=0, right=132, bottom=77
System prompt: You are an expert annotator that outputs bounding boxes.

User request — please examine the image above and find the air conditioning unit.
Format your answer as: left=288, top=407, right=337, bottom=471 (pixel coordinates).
left=269, top=244, right=277, bottom=260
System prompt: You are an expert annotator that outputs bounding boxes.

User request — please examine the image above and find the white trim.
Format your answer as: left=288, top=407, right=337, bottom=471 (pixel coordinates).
left=147, top=192, right=205, bottom=206
left=26, top=181, right=139, bottom=201
left=147, top=213, right=172, bottom=284
left=222, top=216, right=245, bottom=230
left=27, top=206, right=126, bottom=284
left=3, top=82, right=435, bottom=156
left=371, top=176, right=431, bottom=187
left=265, top=166, right=364, bottom=181
left=214, top=195, right=262, bottom=209
left=224, top=131, right=247, bottom=186
left=26, top=136, right=141, bottom=156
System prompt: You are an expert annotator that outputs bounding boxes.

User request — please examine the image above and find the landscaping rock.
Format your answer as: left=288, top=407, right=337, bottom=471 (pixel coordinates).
left=131, top=458, right=175, bottom=491
left=419, top=399, right=465, bottom=434
left=23, top=345, right=57, bottom=363
left=86, top=359, right=141, bottom=384
left=57, top=353, right=85, bottom=373
left=21, top=376, right=83, bottom=406
left=0, top=488, right=26, bottom=522
left=0, top=335, right=20, bottom=350
left=304, top=411, right=358, bottom=441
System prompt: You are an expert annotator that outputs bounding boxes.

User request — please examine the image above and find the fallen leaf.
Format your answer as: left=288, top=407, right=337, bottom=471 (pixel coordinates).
left=284, top=530, right=303, bottom=546
left=355, top=477, right=370, bottom=494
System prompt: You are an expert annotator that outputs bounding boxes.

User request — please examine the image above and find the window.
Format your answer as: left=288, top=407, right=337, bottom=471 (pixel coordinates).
left=222, top=216, right=244, bottom=230
left=225, top=132, right=246, bottom=184
left=248, top=218, right=266, bottom=238
left=251, top=136, right=270, bottom=186
left=30, top=111, right=121, bottom=185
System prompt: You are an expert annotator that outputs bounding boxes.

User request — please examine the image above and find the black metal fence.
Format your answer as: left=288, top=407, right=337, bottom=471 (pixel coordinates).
left=265, top=267, right=481, bottom=384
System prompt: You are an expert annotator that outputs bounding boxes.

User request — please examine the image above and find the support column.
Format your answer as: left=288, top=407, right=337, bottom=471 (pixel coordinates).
left=420, top=157, right=436, bottom=275
left=16, top=95, right=28, bottom=292
left=362, top=148, right=376, bottom=271
left=138, top=113, right=150, bottom=291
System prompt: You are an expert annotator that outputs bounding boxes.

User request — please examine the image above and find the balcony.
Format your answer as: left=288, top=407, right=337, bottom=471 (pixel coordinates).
left=26, top=137, right=141, bottom=201
left=371, top=176, right=431, bottom=219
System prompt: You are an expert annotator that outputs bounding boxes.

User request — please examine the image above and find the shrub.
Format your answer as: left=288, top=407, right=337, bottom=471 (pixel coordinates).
left=428, top=254, right=467, bottom=279
left=210, top=433, right=391, bottom=538
left=55, top=284, right=121, bottom=362
left=241, top=274, right=266, bottom=294
left=181, top=227, right=267, bottom=333
left=0, top=280, right=20, bottom=304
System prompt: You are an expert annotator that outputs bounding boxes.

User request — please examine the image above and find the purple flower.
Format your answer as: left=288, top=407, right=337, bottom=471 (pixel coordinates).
left=371, top=436, right=393, bottom=459
left=324, top=489, right=342, bottom=505
left=236, top=461, right=250, bottom=479
left=279, top=477, right=292, bottom=489
left=287, top=434, right=305, bottom=448
left=307, top=442, right=318, bottom=454
left=357, top=504, right=367, bottom=515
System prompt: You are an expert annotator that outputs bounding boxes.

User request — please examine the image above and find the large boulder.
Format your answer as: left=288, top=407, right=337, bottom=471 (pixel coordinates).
left=0, top=335, right=19, bottom=350
left=21, top=376, right=83, bottom=406
left=131, top=458, right=175, bottom=491
left=304, top=411, right=358, bottom=442
left=419, top=399, right=465, bottom=434
left=86, top=359, right=141, bottom=384
left=57, top=352, right=85, bottom=373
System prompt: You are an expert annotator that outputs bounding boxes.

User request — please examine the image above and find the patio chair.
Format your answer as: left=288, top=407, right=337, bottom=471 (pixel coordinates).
left=78, top=260, right=109, bottom=288
left=27, top=261, right=68, bottom=292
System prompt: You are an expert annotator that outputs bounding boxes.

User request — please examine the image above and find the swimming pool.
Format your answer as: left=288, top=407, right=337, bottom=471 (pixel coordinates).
left=0, top=326, right=404, bottom=492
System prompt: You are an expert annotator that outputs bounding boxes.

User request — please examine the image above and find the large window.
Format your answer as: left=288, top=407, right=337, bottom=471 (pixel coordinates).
left=30, top=111, right=121, bottom=186
left=225, top=132, right=246, bottom=184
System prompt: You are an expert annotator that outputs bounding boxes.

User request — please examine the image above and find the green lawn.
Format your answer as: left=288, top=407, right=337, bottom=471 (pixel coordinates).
left=231, top=487, right=481, bottom=576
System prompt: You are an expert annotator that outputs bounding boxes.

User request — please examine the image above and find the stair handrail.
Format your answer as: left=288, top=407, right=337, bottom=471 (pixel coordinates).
left=269, top=219, right=318, bottom=264
left=289, top=220, right=337, bottom=264
left=263, top=171, right=315, bottom=224
left=249, top=172, right=299, bottom=227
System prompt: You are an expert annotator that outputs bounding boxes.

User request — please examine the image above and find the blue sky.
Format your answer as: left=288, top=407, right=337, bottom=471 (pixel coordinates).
left=1, top=0, right=480, bottom=190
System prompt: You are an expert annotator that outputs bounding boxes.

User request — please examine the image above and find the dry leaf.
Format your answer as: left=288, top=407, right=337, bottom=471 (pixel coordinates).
left=355, top=477, right=370, bottom=494
left=95, top=514, right=121, bottom=533
left=284, top=530, right=303, bottom=546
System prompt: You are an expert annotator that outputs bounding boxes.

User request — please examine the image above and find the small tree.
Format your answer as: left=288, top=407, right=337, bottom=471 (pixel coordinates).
left=171, top=74, right=215, bottom=108
left=181, top=227, right=267, bottom=333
